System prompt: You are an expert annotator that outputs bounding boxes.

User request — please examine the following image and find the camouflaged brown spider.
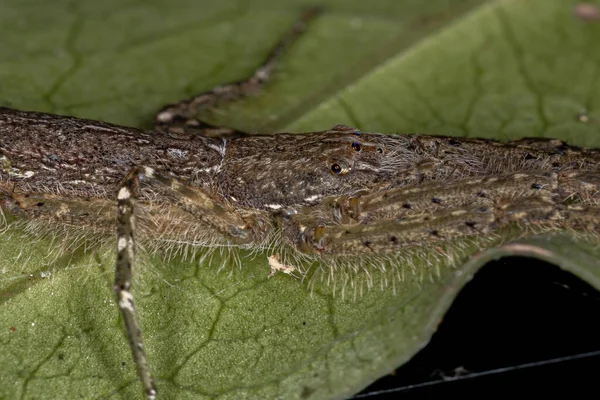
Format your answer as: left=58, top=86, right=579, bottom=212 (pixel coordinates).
left=1, top=8, right=600, bottom=399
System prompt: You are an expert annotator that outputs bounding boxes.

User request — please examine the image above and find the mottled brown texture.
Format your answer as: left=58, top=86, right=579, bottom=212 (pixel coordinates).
left=2, top=107, right=599, bottom=258
left=0, top=107, right=224, bottom=197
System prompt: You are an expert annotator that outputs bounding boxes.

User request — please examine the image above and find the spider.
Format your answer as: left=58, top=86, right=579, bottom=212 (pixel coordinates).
left=1, top=8, right=599, bottom=399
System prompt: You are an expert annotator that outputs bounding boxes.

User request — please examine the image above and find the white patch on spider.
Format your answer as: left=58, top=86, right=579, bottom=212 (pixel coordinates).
left=450, top=209, right=467, bottom=216
left=198, top=165, right=219, bottom=173
left=156, top=111, right=174, bottom=122
left=167, top=148, right=188, bottom=158
left=268, top=254, right=297, bottom=278
left=55, top=204, right=71, bottom=218
left=169, top=179, right=184, bottom=191
left=143, top=167, right=155, bottom=178
left=303, top=194, right=320, bottom=203
left=208, top=138, right=227, bottom=156
left=118, top=187, right=131, bottom=200
left=266, top=204, right=282, bottom=210
left=7, top=168, right=36, bottom=178
left=513, top=173, right=529, bottom=179
left=255, top=66, right=270, bottom=81
left=117, top=237, right=127, bottom=251
left=119, top=290, right=135, bottom=312
left=205, top=139, right=227, bottom=174
left=230, top=196, right=238, bottom=202
left=207, top=143, right=221, bottom=153
left=354, top=162, right=379, bottom=171
left=127, top=238, right=135, bottom=257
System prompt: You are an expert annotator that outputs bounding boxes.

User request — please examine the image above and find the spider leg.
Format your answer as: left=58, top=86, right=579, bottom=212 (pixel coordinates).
left=114, top=169, right=155, bottom=400
left=154, top=7, right=321, bottom=138
left=113, top=166, right=271, bottom=399
left=283, top=171, right=600, bottom=256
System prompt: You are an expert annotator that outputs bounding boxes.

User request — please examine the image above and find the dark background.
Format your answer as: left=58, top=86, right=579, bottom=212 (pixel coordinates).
left=352, top=257, right=600, bottom=399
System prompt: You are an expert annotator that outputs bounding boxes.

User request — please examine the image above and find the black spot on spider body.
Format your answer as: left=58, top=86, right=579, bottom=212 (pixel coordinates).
left=448, top=139, right=462, bottom=146
left=430, top=230, right=440, bottom=236
left=477, top=191, right=487, bottom=197
left=553, top=147, right=566, bottom=156
left=525, top=153, right=536, bottom=160
left=465, top=221, right=477, bottom=228
left=46, top=154, right=61, bottom=163
left=36, top=202, right=44, bottom=207
left=402, top=203, right=412, bottom=209
left=168, top=114, right=188, bottom=124
left=389, top=236, right=398, bottom=243
left=431, top=197, right=442, bottom=204
left=531, top=183, right=543, bottom=189
left=377, top=148, right=383, bottom=153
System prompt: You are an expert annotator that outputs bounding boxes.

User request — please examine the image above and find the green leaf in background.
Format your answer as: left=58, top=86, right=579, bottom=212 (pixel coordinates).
left=1, top=0, right=600, bottom=399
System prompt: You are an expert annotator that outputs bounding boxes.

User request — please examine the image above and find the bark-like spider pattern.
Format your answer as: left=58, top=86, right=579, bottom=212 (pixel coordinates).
left=1, top=8, right=599, bottom=398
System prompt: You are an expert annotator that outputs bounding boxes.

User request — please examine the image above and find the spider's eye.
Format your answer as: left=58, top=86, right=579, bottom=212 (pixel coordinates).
left=352, top=142, right=361, bottom=151
left=331, top=164, right=342, bottom=174
left=377, top=148, right=383, bottom=153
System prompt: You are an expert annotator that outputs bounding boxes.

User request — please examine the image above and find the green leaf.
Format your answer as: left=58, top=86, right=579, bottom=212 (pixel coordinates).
left=1, top=0, right=600, bottom=399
